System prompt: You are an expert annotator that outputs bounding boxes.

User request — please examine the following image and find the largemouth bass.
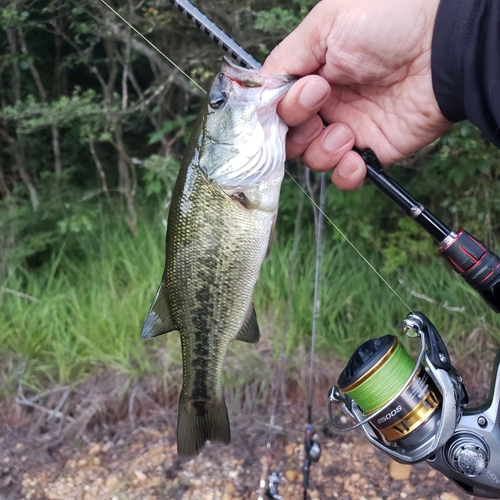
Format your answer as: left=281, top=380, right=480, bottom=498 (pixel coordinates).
left=141, top=59, right=294, bottom=457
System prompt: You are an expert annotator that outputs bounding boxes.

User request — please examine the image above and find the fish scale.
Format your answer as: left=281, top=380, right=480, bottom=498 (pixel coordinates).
left=141, top=59, right=295, bottom=456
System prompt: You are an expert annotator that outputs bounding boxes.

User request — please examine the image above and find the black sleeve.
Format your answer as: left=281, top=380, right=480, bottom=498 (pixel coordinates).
left=432, top=0, right=500, bottom=147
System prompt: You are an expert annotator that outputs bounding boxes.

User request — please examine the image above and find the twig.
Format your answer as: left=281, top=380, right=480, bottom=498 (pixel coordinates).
left=397, top=277, right=466, bottom=312
left=128, top=384, right=138, bottom=430
left=88, top=141, right=111, bottom=202
left=16, top=382, right=74, bottom=422
left=0, top=287, right=41, bottom=303
left=22, top=385, right=70, bottom=403
left=48, top=387, right=70, bottom=422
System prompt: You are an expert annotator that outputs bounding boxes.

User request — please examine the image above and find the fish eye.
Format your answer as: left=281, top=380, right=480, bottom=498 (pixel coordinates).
left=209, top=91, right=226, bottom=110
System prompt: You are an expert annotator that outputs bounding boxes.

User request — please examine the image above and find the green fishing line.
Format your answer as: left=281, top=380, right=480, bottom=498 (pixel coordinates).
left=345, top=343, right=415, bottom=414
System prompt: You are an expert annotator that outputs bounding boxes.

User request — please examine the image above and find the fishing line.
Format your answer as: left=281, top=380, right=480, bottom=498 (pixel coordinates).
left=99, top=0, right=412, bottom=313
left=97, top=2, right=415, bottom=496
left=97, top=0, right=206, bottom=94
left=287, top=173, right=414, bottom=313
left=340, top=340, right=415, bottom=413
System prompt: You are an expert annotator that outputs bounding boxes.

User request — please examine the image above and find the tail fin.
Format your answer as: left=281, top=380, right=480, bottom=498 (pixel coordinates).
left=177, top=393, right=231, bottom=457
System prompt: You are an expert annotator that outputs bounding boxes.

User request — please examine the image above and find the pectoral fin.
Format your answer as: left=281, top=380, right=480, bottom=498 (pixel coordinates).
left=234, top=303, right=260, bottom=343
left=141, top=282, right=177, bottom=338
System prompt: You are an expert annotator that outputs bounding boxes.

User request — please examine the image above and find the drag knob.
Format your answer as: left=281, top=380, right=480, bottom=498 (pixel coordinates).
left=446, top=434, right=489, bottom=477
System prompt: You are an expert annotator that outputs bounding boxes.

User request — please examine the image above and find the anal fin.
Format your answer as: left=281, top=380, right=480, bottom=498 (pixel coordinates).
left=234, top=303, right=260, bottom=343
left=140, top=282, right=177, bottom=338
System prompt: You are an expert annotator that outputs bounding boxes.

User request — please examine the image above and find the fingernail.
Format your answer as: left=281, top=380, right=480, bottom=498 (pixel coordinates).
left=324, top=125, right=351, bottom=153
left=288, top=118, right=321, bottom=144
left=298, top=80, right=330, bottom=109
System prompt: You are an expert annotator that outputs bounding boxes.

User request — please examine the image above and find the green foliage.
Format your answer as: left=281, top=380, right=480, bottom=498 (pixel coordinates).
left=0, top=2, right=29, bottom=30
left=141, top=154, right=179, bottom=200
left=436, top=122, right=497, bottom=183
left=147, top=115, right=197, bottom=146
left=255, top=0, right=316, bottom=35
left=377, top=217, right=435, bottom=274
left=410, top=123, right=500, bottom=246
left=258, top=219, right=500, bottom=361
left=0, top=214, right=171, bottom=392
left=255, top=8, right=302, bottom=35
left=1, top=89, right=107, bottom=135
left=2, top=0, right=500, bottom=404
left=2, top=211, right=500, bottom=398
left=0, top=170, right=101, bottom=277
left=0, top=193, right=58, bottom=280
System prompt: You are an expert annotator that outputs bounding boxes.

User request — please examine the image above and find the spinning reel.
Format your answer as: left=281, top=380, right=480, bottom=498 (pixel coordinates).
left=329, top=151, right=500, bottom=498
left=329, top=311, right=500, bottom=497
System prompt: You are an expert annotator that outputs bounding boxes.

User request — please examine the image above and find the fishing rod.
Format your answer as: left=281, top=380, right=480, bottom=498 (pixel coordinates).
left=302, top=171, right=325, bottom=500
left=165, top=2, right=500, bottom=498
left=102, top=0, right=500, bottom=496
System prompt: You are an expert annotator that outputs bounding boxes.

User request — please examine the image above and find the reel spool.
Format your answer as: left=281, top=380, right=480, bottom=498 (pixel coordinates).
left=337, top=335, right=442, bottom=443
left=329, top=312, right=467, bottom=464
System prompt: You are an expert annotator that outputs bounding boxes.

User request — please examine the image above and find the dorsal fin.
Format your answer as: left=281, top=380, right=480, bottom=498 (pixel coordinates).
left=141, top=282, right=177, bottom=338
left=234, top=303, right=260, bottom=343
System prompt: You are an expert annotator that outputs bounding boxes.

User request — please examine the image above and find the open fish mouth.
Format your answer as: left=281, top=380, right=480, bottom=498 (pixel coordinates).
left=222, top=56, right=296, bottom=88
left=220, top=56, right=296, bottom=105
left=198, top=61, right=295, bottom=190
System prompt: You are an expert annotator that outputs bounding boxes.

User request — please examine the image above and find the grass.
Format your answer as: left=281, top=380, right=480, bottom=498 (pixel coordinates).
left=0, top=216, right=174, bottom=396
left=1, top=208, right=500, bottom=404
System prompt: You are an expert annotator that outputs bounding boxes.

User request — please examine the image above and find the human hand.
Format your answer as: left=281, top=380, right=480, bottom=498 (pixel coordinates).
left=262, top=0, right=452, bottom=189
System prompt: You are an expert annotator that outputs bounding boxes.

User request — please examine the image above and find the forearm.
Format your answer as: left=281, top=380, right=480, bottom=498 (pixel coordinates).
left=432, top=0, right=500, bottom=146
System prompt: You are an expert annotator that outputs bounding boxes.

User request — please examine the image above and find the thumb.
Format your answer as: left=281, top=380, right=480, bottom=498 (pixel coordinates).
left=261, top=2, right=332, bottom=76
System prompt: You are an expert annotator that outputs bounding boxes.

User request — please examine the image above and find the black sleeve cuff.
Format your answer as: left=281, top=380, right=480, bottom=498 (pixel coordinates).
left=432, top=0, right=500, bottom=146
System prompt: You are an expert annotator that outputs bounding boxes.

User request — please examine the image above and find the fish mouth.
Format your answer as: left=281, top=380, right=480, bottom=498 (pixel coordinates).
left=221, top=56, right=297, bottom=94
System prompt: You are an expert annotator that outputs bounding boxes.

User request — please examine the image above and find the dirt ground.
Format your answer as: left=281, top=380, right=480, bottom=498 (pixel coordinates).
left=0, top=347, right=495, bottom=500
left=0, top=409, right=476, bottom=500
left=0, top=403, right=481, bottom=500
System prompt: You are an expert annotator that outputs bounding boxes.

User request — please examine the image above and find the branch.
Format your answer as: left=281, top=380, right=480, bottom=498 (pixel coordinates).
left=88, top=140, right=111, bottom=202
left=94, top=4, right=203, bottom=96
left=16, top=382, right=74, bottom=422
left=18, top=29, right=47, bottom=102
